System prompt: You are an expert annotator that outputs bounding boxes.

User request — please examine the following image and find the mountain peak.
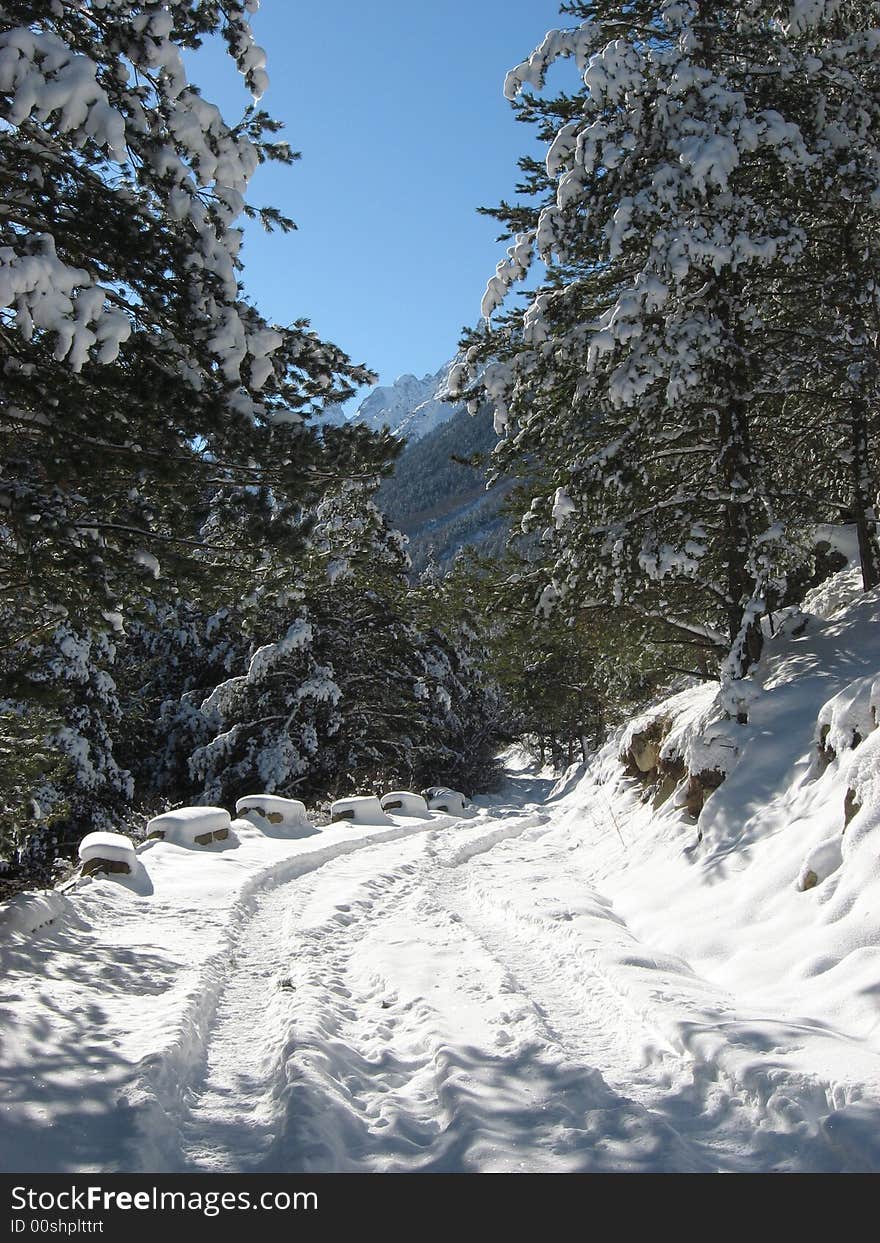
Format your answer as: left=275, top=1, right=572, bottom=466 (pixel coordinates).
left=323, top=359, right=464, bottom=443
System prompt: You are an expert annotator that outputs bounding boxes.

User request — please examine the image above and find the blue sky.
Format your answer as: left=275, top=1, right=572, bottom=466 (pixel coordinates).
left=191, top=0, right=566, bottom=403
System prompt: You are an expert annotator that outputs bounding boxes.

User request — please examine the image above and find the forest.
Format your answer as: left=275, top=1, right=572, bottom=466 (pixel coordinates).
left=2, top=0, right=880, bottom=892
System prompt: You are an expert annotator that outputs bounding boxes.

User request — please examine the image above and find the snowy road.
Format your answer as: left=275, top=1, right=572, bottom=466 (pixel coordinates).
left=172, top=772, right=703, bottom=1173
left=135, top=771, right=873, bottom=1173
left=3, top=763, right=879, bottom=1173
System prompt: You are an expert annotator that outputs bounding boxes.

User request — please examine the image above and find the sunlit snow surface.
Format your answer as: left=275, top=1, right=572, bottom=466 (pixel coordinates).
left=3, top=578, right=880, bottom=1171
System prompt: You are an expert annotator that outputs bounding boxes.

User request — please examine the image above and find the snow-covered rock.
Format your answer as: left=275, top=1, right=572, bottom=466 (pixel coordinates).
left=146, top=806, right=232, bottom=847
left=797, top=835, right=843, bottom=891
left=422, top=787, right=469, bottom=814
left=235, top=794, right=308, bottom=826
left=78, top=831, right=137, bottom=874
left=380, top=791, right=429, bottom=816
left=235, top=794, right=316, bottom=837
left=816, top=674, right=880, bottom=761
left=329, top=796, right=391, bottom=825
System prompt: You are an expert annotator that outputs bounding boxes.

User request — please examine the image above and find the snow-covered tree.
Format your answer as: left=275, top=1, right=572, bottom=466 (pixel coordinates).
left=455, top=1, right=880, bottom=701
left=757, top=2, right=880, bottom=590
left=172, top=472, right=505, bottom=806
left=0, top=1, right=376, bottom=647
left=0, top=2, right=400, bottom=866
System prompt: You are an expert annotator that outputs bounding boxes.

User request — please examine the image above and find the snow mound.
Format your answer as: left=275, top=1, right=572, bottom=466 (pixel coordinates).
left=0, top=890, right=76, bottom=938
left=817, top=674, right=880, bottom=761
left=797, top=834, right=843, bottom=892
left=802, top=565, right=864, bottom=621
left=423, top=786, right=470, bottom=814
left=78, top=831, right=137, bottom=869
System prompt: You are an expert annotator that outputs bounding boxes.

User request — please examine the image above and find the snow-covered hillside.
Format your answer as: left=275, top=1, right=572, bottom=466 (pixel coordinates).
left=3, top=568, right=880, bottom=1173
left=324, top=360, right=463, bottom=443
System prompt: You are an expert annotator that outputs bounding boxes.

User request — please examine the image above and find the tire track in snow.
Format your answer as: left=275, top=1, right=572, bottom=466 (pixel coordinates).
left=437, top=864, right=726, bottom=1170
left=179, top=803, right=707, bottom=1171
left=174, top=803, right=548, bottom=1171
left=442, top=826, right=874, bottom=1172
left=129, top=814, right=452, bottom=1170
left=162, top=785, right=824, bottom=1172
left=178, top=835, right=431, bottom=1171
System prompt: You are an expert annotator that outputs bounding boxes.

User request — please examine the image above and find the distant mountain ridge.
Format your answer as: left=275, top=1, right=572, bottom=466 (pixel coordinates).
left=323, top=360, right=463, bottom=443
left=377, top=403, right=511, bottom=577
left=323, top=357, right=510, bottom=576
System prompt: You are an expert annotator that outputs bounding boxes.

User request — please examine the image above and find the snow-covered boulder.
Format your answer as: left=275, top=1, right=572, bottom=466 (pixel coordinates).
left=329, top=796, right=390, bottom=825
left=422, top=787, right=469, bottom=814
left=816, top=674, right=880, bottom=768
left=146, top=806, right=231, bottom=847
left=236, top=794, right=308, bottom=826
left=235, top=794, right=316, bottom=837
left=797, top=836, right=843, bottom=892
left=380, top=791, right=429, bottom=816
left=78, top=831, right=137, bottom=876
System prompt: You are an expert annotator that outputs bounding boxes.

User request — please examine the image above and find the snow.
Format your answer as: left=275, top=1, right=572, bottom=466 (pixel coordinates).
left=0, top=28, right=127, bottom=160
left=235, top=794, right=309, bottom=824
left=481, top=232, right=534, bottom=321
left=325, top=360, right=466, bottom=443
left=3, top=573, right=880, bottom=1171
left=134, top=549, right=161, bottom=579
left=423, top=787, right=470, bottom=814
left=0, top=890, right=75, bottom=937
left=0, top=4, right=300, bottom=408
left=0, top=233, right=132, bottom=372
left=235, top=795, right=315, bottom=838
left=503, top=23, right=598, bottom=101
left=551, top=486, right=576, bottom=528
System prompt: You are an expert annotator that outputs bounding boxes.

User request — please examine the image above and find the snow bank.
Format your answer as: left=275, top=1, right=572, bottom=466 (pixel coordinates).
left=0, top=890, right=76, bottom=938
left=559, top=569, right=880, bottom=1108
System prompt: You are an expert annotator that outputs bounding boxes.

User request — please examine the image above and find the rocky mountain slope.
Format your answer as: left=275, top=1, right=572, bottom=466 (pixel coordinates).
left=323, top=358, right=511, bottom=576
left=376, top=403, right=510, bottom=576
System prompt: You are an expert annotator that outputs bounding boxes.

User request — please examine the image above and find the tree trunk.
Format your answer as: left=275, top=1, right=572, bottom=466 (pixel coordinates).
left=850, top=395, right=880, bottom=591
left=717, top=299, right=763, bottom=677
left=841, top=215, right=880, bottom=591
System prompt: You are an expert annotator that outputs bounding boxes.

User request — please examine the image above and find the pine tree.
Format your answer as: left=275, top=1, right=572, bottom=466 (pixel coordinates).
left=178, top=471, right=506, bottom=807
left=0, top=1, right=376, bottom=646
left=757, top=2, right=880, bottom=591
left=454, top=1, right=880, bottom=705
left=0, top=2, right=395, bottom=867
